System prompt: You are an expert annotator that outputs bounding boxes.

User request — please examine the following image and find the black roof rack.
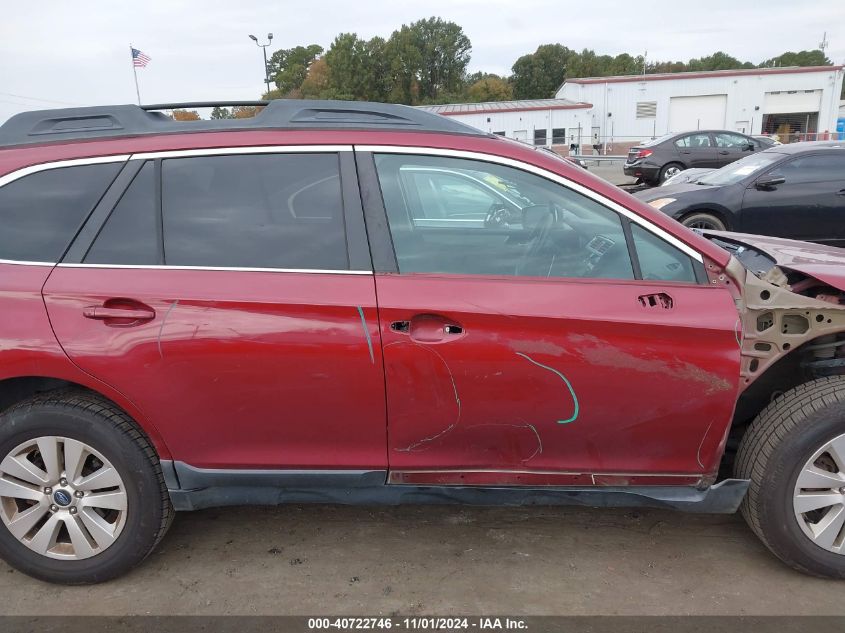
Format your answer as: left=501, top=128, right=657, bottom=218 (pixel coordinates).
left=0, top=100, right=487, bottom=148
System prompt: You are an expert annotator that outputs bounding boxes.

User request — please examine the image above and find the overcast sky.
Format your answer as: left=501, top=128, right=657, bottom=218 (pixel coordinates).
left=1, top=0, right=843, bottom=122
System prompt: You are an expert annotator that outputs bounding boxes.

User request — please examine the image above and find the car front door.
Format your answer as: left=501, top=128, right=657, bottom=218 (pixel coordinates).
left=359, top=148, right=741, bottom=486
left=713, top=132, right=756, bottom=166
left=675, top=133, right=718, bottom=168
left=43, top=148, right=387, bottom=471
left=740, top=153, right=845, bottom=244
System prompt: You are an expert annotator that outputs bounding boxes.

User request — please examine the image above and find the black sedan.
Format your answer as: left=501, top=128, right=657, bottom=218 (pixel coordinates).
left=635, top=142, right=845, bottom=245
left=624, top=130, right=775, bottom=185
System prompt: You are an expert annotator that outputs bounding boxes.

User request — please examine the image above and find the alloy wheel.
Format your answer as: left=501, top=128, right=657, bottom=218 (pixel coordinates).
left=0, top=436, right=128, bottom=560
left=793, top=432, right=845, bottom=554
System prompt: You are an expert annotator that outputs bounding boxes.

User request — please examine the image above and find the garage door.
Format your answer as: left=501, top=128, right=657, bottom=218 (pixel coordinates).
left=668, top=95, right=727, bottom=132
left=763, top=90, right=822, bottom=114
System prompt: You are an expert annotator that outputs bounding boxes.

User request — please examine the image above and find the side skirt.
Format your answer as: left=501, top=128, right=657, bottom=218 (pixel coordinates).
left=161, top=461, right=749, bottom=514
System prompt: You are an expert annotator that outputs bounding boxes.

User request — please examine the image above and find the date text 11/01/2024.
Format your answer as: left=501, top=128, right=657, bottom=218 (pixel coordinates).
left=307, top=617, right=528, bottom=630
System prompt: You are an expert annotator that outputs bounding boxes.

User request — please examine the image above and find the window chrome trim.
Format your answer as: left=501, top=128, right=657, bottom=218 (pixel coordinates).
left=56, top=263, right=370, bottom=274
left=357, top=144, right=704, bottom=263
left=130, top=145, right=353, bottom=161
left=0, top=155, right=131, bottom=189
left=0, top=258, right=55, bottom=267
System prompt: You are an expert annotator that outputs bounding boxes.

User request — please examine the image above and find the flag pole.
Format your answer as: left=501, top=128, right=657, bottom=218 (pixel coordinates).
left=130, top=43, right=141, bottom=105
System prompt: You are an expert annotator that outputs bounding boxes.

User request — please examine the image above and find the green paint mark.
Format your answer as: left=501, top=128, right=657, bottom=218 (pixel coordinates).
left=357, top=306, right=375, bottom=364
left=516, top=352, right=580, bottom=424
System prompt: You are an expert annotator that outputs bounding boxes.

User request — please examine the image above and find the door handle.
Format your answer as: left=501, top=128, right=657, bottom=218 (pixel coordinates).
left=391, top=315, right=465, bottom=343
left=83, top=301, right=155, bottom=325
left=718, top=150, right=729, bottom=155
left=837, top=189, right=845, bottom=197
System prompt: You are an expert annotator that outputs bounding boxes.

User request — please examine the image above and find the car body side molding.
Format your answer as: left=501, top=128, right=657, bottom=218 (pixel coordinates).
left=163, top=460, right=749, bottom=514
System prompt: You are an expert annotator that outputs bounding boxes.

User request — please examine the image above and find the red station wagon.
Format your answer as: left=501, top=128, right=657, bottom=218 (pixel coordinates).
left=2, top=100, right=845, bottom=583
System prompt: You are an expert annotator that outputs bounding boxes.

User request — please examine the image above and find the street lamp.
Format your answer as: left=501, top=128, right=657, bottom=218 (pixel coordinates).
left=248, top=33, right=274, bottom=94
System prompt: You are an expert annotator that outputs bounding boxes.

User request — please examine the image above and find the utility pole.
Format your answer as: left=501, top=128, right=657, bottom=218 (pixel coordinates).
left=642, top=50, right=647, bottom=75
left=249, top=33, right=274, bottom=94
left=819, top=32, right=829, bottom=56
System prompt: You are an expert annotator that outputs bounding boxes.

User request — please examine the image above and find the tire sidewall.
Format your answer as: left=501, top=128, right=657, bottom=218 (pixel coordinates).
left=0, top=402, right=162, bottom=584
left=660, top=163, right=684, bottom=183
left=681, top=212, right=726, bottom=231
left=754, top=401, right=845, bottom=577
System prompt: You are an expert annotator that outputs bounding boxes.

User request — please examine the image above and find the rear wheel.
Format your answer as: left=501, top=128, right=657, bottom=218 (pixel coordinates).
left=0, top=391, right=172, bottom=584
left=736, top=377, right=845, bottom=578
left=680, top=211, right=726, bottom=231
left=659, top=162, right=684, bottom=183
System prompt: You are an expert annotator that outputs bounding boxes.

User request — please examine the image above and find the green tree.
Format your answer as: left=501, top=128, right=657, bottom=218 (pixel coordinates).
left=760, top=50, right=831, bottom=68
left=324, top=34, right=391, bottom=101
left=210, top=106, right=231, bottom=119
left=386, top=17, right=471, bottom=104
left=511, top=44, right=575, bottom=99
left=466, top=75, right=512, bottom=102
left=686, top=51, right=753, bottom=71
left=267, top=44, right=324, bottom=96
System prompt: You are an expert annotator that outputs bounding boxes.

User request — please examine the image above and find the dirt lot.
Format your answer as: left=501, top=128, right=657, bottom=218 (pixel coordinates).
left=1, top=503, right=843, bottom=615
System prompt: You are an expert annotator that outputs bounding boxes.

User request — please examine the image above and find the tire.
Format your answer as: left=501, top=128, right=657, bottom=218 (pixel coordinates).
left=680, top=211, right=727, bottom=231
left=735, top=377, right=845, bottom=578
left=659, top=162, right=684, bottom=183
left=0, top=390, right=173, bottom=584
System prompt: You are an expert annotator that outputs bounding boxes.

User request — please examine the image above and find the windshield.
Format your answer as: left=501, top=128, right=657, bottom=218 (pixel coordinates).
left=697, top=152, right=783, bottom=186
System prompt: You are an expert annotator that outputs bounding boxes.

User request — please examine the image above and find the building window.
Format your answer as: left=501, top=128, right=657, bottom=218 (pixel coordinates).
left=636, top=101, right=657, bottom=119
left=552, top=128, right=566, bottom=144
left=534, top=129, right=548, bottom=146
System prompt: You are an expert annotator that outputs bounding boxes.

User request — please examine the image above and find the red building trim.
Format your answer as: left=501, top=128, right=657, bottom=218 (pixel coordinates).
left=566, top=66, right=844, bottom=85
left=437, top=103, right=593, bottom=116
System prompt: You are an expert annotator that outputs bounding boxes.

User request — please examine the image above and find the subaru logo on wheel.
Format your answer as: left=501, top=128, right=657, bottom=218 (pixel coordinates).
left=53, top=490, right=72, bottom=507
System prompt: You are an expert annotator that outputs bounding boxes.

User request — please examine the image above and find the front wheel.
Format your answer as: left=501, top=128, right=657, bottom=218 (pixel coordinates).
left=736, top=377, right=845, bottom=578
left=680, top=211, right=726, bottom=231
left=0, top=391, right=173, bottom=584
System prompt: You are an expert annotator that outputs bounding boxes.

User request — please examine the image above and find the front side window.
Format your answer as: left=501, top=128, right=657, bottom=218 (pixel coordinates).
left=675, top=133, right=712, bottom=149
left=375, top=154, right=634, bottom=280
left=771, top=154, right=845, bottom=185
left=161, top=153, right=348, bottom=270
left=0, top=163, right=122, bottom=262
left=714, top=133, right=750, bottom=148
left=631, top=224, right=697, bottom=283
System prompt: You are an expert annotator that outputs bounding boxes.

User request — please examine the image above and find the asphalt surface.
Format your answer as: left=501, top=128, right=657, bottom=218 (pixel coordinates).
left=1, top=504, right=843, bottom=615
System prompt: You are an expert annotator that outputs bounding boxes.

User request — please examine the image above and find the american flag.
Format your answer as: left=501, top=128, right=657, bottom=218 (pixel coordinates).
left=131, top=47, right=151, bottom=68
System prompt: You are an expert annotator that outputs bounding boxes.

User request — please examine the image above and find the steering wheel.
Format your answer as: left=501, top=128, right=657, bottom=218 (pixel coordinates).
left=484, top=202, right=511, bottom=229
left=516, top=204, right=556, bottom=275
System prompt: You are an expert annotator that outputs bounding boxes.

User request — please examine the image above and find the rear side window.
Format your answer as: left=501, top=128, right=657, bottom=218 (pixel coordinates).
left=675, top=134, right=712, bottom=149
left=85, top=162, right=158, bottom=265
left=0, top=163, right=122, bottom=262
left=161, top=153, right=348, bottom=270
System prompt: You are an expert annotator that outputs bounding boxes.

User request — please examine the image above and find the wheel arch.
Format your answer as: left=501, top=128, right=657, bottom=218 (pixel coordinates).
left=0, top=375, right=172, bottom=461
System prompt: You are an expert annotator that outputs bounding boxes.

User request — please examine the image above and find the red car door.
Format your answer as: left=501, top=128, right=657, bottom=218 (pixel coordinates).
left=43, top=149, right=386, bottom=471
left=359, top=148, right=741, bottom=486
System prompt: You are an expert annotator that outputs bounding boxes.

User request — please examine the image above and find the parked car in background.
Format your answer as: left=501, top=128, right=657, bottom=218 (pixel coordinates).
left=625, top=130, right=774, bottom=185
left=661, top=167, right=715, bottom=187
left=4, top=102, right=845, bottom=585
left=636, top=142, right=845, bottom=241
left=754, top=134, right=782, bottom=146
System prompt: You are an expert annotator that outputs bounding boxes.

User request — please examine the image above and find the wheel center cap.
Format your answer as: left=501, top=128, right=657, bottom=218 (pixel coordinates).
left=52, top=489, right=72, bottom=507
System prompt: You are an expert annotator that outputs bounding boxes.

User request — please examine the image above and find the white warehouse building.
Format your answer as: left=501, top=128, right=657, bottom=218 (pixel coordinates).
left=419, top=99, right=594, bottom=150
left=557, top=65, right=844, bottom=149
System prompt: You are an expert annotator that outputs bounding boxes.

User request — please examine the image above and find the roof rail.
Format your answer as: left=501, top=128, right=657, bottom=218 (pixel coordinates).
left=0, top=100, right=487, bottom=148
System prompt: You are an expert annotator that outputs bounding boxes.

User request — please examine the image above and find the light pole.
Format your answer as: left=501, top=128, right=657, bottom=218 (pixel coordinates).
left=249, top=33, right=273, bottom=94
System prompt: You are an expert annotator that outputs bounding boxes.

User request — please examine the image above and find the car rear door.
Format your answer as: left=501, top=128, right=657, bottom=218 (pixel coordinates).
left=741, top=153, right=845, bottom=244
left=675, top=133, right=719, bottom=168
left=358, top=147, right=741, bottom=486
left=43, top=147, right=387, bottom=471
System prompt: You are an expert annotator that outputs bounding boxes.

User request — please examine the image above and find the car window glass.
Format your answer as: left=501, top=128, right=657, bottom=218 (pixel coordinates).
left=675, top=134, right=712, bottom=149
left=0, top=163, right=122, bottom=263
left=85, top=162, right=158, bottom=265
left=161, top=153, right=348, bottom=270
left=714, top=133, right=749, bottom=148
left=631, top=224, right=697, bottom=283
left=375, top=153, right=634, bottom=281
left=770, top=154, right=845, bottom=185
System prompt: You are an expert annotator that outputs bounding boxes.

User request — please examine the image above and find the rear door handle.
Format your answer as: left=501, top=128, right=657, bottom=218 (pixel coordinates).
left=718, top=150, right=730, bottom=155
left=83, top=300, right=156, bottom=325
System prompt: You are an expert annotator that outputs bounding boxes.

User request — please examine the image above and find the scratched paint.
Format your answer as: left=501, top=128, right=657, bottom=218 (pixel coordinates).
left=157, top=300, right=179, bottom=359
left=515, top=352, right=580, bottom=424
left=356, top=306, right=375, bottom=365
